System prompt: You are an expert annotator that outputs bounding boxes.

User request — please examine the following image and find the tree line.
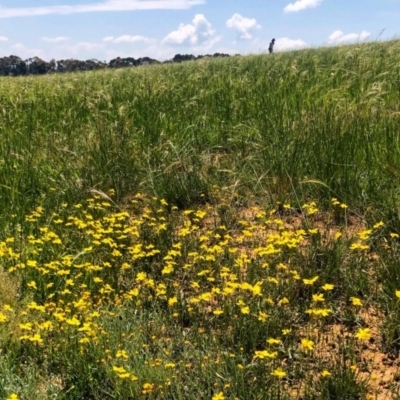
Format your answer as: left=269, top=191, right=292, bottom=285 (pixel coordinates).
left=0, top=53, right=234, bottom=76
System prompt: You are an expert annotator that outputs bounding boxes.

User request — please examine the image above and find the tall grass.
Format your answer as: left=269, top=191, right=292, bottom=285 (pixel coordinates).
left=1, top=41, right=400, bottom=226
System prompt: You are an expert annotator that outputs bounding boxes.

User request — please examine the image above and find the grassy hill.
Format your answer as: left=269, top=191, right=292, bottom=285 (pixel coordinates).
left=1, top=40, right=400, bottom=399
left=1, top=40, right=400, bottom=218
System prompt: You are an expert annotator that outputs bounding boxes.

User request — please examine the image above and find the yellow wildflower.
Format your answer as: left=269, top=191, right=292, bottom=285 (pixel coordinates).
left=212, top=392, right=225, bottom=400
left=66, top=317, right=81, bottom=326
left=355, top=328, right=371, bottom=341
left=267, top=338, right=281, bottom=345
left=301, top=338, right=314, bottom=351
left=27, top=281, right=37, bottom=289
left=312, top=293, right=325, bottom=302
left=350, top=297, right=363, bottom=306
left=254, top=350, right=278, bottom=359
left=258, top=312, right=268, bottom=322
left=303, top=276, right=319, bottom=285
left=168, top=297, right=178, bottom=307
left=271, top=368, right=286, bottom=378
left=19, top=322, right=32, bottom=331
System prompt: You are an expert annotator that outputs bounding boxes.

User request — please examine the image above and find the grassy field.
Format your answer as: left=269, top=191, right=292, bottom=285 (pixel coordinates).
left=1, top=40, right=400, bottom=399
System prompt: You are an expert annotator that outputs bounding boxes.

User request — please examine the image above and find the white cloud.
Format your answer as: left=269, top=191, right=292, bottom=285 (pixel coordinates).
left=162, top=14, right=215, bottom=46
left=192, top=35, right=221, bottom=53
left=58, top=42, right=105, bottom=58
left=0, top=36, right=8, bottom=41
left=103, top=35, right=155, bottom=44
left=226, top=13, right=260, bottom=40
left=328, top=30, right=370, bottom=44
left=275, top=37, right=307, bottom=51
left=0, top=0, right=204, bottom=18
left=284, top=0, right=322, bottom=13
left=41, top=36, right=69, bottom=43
left=11, top=43, right=46, bottom=59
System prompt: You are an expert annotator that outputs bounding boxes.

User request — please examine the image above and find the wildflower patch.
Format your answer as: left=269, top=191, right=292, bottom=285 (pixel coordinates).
left=0, top=195, right=399, bottom=399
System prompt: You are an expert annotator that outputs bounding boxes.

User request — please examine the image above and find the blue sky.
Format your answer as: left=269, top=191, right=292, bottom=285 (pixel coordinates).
left=0, top=0, right=399, bottom=61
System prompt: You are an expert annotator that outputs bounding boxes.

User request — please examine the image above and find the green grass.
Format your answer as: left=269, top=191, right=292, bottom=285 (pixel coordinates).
left=1, top=41, right=400, bottom=221
left=1, top=40, right=400, bottom=399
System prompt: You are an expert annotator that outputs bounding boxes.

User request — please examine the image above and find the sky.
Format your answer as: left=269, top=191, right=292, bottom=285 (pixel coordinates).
left=0, top=0, right=399, bottom=62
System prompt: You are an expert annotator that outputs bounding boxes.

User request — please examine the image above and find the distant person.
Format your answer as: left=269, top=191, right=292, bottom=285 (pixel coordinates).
left=269, top=38, right=275, bottom=54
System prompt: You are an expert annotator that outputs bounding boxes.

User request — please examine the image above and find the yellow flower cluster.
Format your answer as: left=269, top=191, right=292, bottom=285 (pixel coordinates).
left=0, top=194, right=393, bottom=398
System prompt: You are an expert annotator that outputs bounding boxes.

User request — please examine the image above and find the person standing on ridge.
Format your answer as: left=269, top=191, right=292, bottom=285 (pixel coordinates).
left=269, top=38, right=275, bottom=54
